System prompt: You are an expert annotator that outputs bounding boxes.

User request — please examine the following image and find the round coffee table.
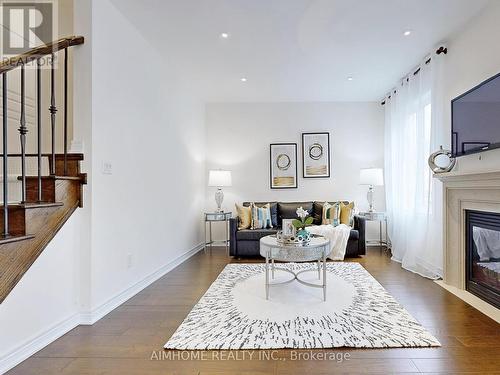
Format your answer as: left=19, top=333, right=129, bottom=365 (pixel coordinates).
left=259, top=234, right=331, bottom=301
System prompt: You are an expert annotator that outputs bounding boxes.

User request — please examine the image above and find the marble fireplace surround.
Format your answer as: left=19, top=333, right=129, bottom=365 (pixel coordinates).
left=435, top=170, right=500, bottom=322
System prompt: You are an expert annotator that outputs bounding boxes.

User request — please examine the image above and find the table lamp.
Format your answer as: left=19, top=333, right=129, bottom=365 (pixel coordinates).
left=359, top=168, right=384, bottom=212
left=208, top=170, right=232, bottom=212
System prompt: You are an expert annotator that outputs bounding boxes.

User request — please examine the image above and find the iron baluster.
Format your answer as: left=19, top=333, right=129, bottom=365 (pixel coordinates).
left=37, top=59, right=42, bottom=201
left=49, top=53, right=57, bottom=175
left=2, top=74, right=9, bottom=236
left=63, top=48, right=68, bottom=176
left=19, top=65, right=27, bottom=203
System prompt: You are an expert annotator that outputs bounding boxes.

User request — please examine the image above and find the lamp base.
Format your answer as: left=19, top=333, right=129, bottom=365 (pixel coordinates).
left=367, top=185, right=374, bottom=212
left=215, top=188, right=224, bottom=212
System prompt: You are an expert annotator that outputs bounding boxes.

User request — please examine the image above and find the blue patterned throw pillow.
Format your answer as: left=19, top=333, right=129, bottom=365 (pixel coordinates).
left=251, top=203, right=273, bottom=229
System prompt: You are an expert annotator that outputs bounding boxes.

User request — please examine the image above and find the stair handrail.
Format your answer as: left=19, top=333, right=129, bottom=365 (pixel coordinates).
left=0, top=36, right=84, bottom=74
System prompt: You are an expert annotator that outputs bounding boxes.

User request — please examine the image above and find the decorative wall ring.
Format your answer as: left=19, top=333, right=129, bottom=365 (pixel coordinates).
left=276, top=154, right=291, bottom=170
left=428, top=146, right=456, bottom=173
left=309, top=143, right=323, bottom=160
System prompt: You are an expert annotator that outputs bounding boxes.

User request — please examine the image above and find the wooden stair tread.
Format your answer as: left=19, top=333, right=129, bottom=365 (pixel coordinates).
left=21, top=175, right=86, bottom=181
left=19, top=202, right=64, bottom=209
left=0, top=202, right=63, bottom=210
left=54, top=153, right=84, bottom=161
left=1, top=153, right=83, bottom=159
left=0, top=234, right=35, bottom=245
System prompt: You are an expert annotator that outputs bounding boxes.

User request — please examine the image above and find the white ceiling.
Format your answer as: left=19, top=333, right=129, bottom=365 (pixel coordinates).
left=112, top=0, right=492, bottom=102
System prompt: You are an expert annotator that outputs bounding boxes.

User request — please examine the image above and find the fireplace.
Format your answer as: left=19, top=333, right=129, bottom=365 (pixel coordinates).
left=465, top=210, right=500, bottom=308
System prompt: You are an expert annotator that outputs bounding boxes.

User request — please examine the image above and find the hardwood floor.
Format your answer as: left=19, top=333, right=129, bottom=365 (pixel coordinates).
left=8, top=248, right=500, bottom=374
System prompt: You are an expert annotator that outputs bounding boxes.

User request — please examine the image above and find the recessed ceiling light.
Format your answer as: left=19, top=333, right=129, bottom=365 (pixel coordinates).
left=347, top=76, right=353, bottom=81
left=240, top=77, right=247, bottom=82
left=220, top=32, right=230, bottom=39
left=403, top=30, right=412, bottom=36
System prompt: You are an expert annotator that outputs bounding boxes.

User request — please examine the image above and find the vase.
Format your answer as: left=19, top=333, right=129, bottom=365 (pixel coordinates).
left=296, top=229, right=311, bottom=243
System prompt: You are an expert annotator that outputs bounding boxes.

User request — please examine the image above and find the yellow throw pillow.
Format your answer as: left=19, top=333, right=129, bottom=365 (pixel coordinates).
left=340, top=202, right=355, bottom=226
left=235, top=203, right=252, bottom=230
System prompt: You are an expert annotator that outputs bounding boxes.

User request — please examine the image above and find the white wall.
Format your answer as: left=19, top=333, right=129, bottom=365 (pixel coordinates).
left=444, top=0, right=500, bottom=171
left=72, top=0, right=92, bottom=315
left=89, top=0, right=206, bottom=310
left=205, top=102, right=385, bottom=241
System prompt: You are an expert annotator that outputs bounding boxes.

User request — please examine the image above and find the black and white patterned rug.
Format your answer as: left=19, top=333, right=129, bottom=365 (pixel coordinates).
left=164, top=263, right=440, bottom=349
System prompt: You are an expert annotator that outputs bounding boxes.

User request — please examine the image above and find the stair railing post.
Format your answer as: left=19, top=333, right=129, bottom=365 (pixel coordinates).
left=63, top=48, right=68, bottom=176
left=49, top=53, right=57, bottom=175
left=2, top=73, right=9, bottom=237
left=19, top=64, right=27, bottom=203
left=37, top=59, right=42, bottom=201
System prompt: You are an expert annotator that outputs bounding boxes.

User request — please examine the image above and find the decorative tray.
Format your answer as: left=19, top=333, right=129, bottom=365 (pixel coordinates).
left=275, top=230, right=312, bottom=246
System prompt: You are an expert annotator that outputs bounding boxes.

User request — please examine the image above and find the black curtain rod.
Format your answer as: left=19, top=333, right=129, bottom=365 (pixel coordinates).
left=380, top=46, right=447, bottom=105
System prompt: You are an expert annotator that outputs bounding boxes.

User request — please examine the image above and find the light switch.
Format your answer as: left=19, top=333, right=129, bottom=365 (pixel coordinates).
left=102, top=161, right=113, bottom=175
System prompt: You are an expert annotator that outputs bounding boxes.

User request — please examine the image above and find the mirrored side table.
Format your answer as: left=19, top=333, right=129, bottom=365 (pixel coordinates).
left=204, top=212, right=232, bottom=255
left=358, top=211, right=391, bottom=251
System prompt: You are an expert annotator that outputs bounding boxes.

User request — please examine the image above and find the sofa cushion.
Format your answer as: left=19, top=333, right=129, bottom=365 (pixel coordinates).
left=322, top=202, right=341, bottom=226
left=340, top=202, right=355, bottom=226
left=235, top=203, right=252, bottom=230
left=243, top=202, right=278, bottom=228
left=313, top=201, right=349, bottom=225
left=349, top=229, right=359, bottom=241
left=313, top=202, right=326, bottom=225
left=278, top=202, right=313, bottom=226
left=250, top=203, right=273, bottom=229
left=236, top=228, right=278, bottom=241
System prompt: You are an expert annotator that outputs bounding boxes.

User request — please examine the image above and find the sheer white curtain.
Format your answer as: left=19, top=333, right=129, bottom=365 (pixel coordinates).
left=384, top=52, right=446, bottom=279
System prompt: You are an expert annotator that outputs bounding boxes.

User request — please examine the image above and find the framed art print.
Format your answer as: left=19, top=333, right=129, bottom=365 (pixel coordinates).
left=282, top=219, right=296, bottom=236
left=302, top=132, right=330, bottom=178
left=270, top=143, right=298, bottom=189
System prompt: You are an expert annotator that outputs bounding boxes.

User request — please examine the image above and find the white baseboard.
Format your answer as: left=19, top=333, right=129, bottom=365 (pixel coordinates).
left=435, top=280, right=500, bottom=323
left=80, top=243, right=204, bottom=324
left=0, top=243, right=204, bottom=374
left=0, top=313, right=81, bottom=374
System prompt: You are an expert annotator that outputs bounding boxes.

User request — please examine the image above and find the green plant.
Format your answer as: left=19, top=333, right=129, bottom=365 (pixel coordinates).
left=292, top=217, right=313, bottom=230
left=292, top=207, right=313, bottom=230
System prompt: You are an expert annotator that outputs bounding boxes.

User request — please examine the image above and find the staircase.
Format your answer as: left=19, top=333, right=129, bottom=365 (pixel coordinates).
left=0, top=37, right=85, bottom=304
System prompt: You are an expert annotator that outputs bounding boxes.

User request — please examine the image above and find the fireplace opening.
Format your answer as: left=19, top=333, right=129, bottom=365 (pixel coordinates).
left=465, top=210, right=500, bottom=308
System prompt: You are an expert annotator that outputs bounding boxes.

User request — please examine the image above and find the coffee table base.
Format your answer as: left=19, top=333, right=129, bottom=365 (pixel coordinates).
left=265, top=256, right=327, bottom=301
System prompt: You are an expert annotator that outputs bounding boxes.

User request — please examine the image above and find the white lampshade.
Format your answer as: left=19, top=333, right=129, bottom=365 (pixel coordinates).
left=208, top=170, right=232, bottom=187
left=359, top=168, right=384, bottom=186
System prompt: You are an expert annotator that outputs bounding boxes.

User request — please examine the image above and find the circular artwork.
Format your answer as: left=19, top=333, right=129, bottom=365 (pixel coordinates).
left=309, top=143, right=323, bottom=160
left=276, top=153, right=291, bottom=170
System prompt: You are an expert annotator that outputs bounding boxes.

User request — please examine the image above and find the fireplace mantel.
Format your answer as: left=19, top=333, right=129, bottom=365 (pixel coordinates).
left=435, top=169, right=500, bottom=183
left=435, top=169, right=500, bottom=321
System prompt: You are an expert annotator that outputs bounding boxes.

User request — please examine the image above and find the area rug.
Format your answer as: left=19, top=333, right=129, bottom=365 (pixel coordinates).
left=164, top=263, right=440, bottom=349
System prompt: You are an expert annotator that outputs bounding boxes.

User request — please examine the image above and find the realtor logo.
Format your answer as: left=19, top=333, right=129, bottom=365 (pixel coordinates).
left=1, top=1, right=55, bottom=56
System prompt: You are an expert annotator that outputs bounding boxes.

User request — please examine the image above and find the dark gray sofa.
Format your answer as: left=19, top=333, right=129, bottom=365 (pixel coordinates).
left=229, top=201, right=366, bottom=258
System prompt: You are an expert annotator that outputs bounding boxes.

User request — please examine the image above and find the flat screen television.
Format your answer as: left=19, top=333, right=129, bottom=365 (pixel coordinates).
left=452, top=71, right=500, bottom=157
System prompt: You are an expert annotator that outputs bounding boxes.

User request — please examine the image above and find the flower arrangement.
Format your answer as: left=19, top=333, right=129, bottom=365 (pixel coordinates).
left=292, top=207, right=314, bottom=230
